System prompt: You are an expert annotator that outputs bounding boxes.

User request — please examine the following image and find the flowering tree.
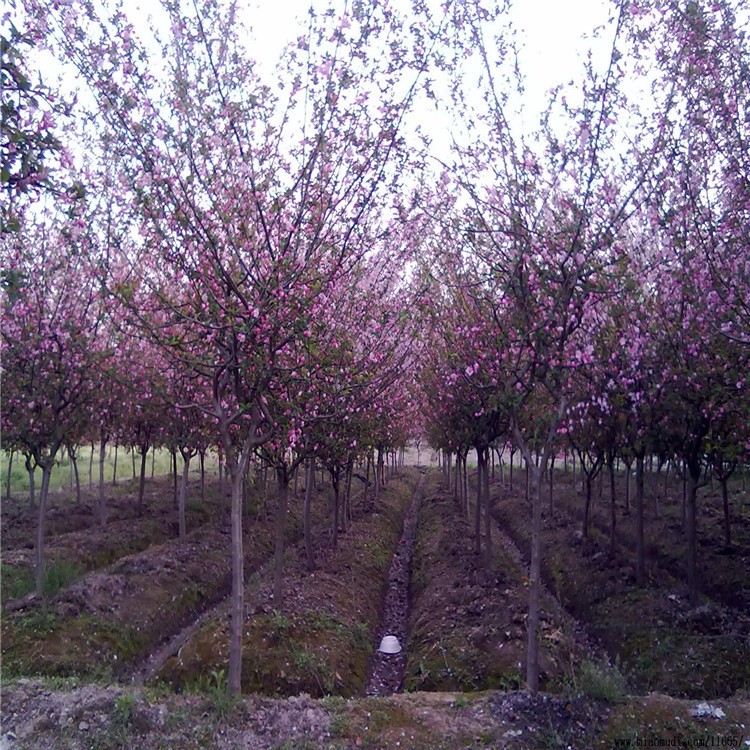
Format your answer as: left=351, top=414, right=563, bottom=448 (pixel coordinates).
left=1, top=216, right=102, bottom=595
left=22, top=0, right=427, bottom=692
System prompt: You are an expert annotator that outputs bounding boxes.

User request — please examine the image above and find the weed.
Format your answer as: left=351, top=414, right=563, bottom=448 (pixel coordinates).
left=577, top=659, right=628, bottom=703
left=43, top=559, right=85, bottom=596
left=328, top=710, right=350, bottom=737
left=268, top=610, right=293, bottom=642
left=113, top=692, right=137, bottom=729
left=186, top=498, right=205, bottom=513
left=452, top=695, right=470, bottom=710
left=291, top=648, right=335, bottom=694
left=186, top=668, right=238, bottom=720
left=1, top=566, right=35, bottom=601
left=1, top=559, right=84, bottom=602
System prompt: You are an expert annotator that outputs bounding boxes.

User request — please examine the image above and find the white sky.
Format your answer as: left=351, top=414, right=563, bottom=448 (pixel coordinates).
left=238, top=0, right=613, bottom=113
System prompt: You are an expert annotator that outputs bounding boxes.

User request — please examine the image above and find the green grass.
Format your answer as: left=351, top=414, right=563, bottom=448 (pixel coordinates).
left=1, top=558, right=85, bottom=602
left=1, top=448, right=219, bottom=497
left=576, top=659, right=628, bottom=703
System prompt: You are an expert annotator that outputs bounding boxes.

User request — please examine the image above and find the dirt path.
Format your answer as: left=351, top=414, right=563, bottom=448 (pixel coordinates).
left=365, top=472, right=424, bottom=696
left=551, top=477, right=750, bottom=612
left=129, top=491, right=368, bottom=685
left=485, top=498, right=609, bottom=664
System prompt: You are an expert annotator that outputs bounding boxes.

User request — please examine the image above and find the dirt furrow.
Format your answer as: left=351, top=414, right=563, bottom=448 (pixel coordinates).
left=365, top=472, right=424, bottom=696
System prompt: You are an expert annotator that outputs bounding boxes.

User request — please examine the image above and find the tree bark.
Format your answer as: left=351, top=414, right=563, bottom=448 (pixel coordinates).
left=178, top=452, right=191, bottom=540
left=112, top=443, right=118, bottom=486
left=474, top=453, right=482, bottom=557
left=273, top=466, right=289, bottom=604
left=34, top=464, right=54, bottom=597
left=608, top=455, right=617, bottom=555
left=26, top=454, right=36, bottom=511
left=98, top=436, right=108, bottom=526
left=171, top=449, right=178, bottom=510
left=463, top=453, right=469, bottom=520
left=686, top=470, right=699, bottom=606
left=483, top=447, right=492, bottom=564
left=332, top=467, right=340, bottom=549
left=88, top=442, right=94, bottom=487
left=721, top=478, right=731, bottom=547
left=228, top=468, right=245, bottom=694
left=583, top=474, right=592, bottom=539
left=5, top=449, right=14, bottom=500
left=526, top=464, right=543, bottom=693
left=635, top=453, right=646, bottom=585
left=137, top=447, right=148, bottom=516
left=548, top=455, right=555, bottom=514
left=364, top=453, right=371, bottom=508
left=71, top=449, right=80, bottom=504
left=304, top=459, right=315, bottom=571
left=199, top=449, right=205, bottom=502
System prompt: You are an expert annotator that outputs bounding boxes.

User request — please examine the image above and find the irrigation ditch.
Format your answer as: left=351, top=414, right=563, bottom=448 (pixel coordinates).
left=365, top=471, right=424, bottom=696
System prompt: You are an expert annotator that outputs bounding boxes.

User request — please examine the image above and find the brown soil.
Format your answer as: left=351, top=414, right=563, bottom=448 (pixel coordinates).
left=405, top=471, right=604, bottom=695
left=2, top=678, right=748, bottom=749
left=1, top=477, right=330, bottom=681
left=491, top=464, right=750, bottom=698
left=155, top=471, right=420, bottom=698
left=3, top=465, right=749, bottom=749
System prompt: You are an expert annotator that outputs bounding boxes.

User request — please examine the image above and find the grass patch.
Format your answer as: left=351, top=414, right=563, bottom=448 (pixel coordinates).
left=185, top=668, right=239, bottom=720
left=2, top=609, right=147, bottom=679
left=576, top=660, right=628, bottom=703
left=1, top=558, right=85, bottom=603
left=158, top=470, right=419, bottom=698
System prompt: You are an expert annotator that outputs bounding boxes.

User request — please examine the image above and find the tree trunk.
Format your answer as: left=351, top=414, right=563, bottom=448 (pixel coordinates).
left=343, top=461, right=353, bottom=531
left=527, top=464, right=543, bottom=693
left=272, top=465, right=289, bottom=604
left=34, top=464, right=54, bottom=597
left=26, top=454, right=36, bottom=511
left=364, top=453, right=371, bottom=508
left=98, top=436, right=107, bottom=526
left=71, top=450, right=80, bottom=504
left=625, top=462, right=631, bottom=513
left=228, top=467, right=245, bottom=694
left=525, top=460, right=530, bottom=505
left=682, top=463, right=687, bottom=530
left=463, top=454, right=469, bottom=520
left=151, top=447, right=156, bottom=479
left=137, top=448, right=148, bottom=516
left=178, top=452, right=191, bottom=540
left=608, top=456, right=617, bottom=555
left=89, top=442, right=94, bottom=487
left=199, top=449, right=206, bottom=502
left=509, top=448, right=515, bottom=490
left=131, top=447, right=136, bottom=480
left=332, top=469, right=340, bottom=549
left=685, top=469, right=700, bottom=606
left=172, top=449, right=178, bottom=510
left=583, top=474, right=592, bottom=539
left=548, top=455, right=555, bottom=514
left=721, top=477, right=731, bottom=547
left=474, top=454, right=482, bottom=557
left=635, top=454, right=646, bottom=585
left=454, top=452, right=460, bottom=504
left=304, top=459, right=315, bottom=571
left=112, top=443, right=118, bottom=486
left=572, top=451, right=576, bottom=487
left=5, top=449, right=14, bottom=500
left=483, top=447, right=492, bottom=563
